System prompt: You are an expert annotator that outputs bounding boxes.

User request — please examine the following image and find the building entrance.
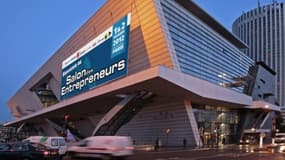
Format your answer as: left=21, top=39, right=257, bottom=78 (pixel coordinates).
left=193, top=105, right=240, bottom=145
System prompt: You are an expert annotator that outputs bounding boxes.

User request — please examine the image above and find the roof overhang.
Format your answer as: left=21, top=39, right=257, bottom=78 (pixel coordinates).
left=245, top=100, right=281, bottom=112
left=5, top=66, right=253, bottom=126
left=244, top=128, right=271, bottom=133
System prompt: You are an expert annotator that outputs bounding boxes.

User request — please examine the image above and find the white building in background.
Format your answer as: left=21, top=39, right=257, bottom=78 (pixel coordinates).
left=233, top=1, right=285, bottom=106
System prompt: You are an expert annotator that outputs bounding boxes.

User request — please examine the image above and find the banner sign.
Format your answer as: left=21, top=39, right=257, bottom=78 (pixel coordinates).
left=61, top=13, right=131, bottom=100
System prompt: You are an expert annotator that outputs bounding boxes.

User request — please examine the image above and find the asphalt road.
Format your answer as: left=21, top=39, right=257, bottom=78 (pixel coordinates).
left=63, top=144, right=285, bottom=160
left=130, top=148, right=285, bottom=160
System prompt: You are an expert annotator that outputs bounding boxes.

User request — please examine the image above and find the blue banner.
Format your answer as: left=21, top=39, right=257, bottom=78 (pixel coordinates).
left=61, top=13, right=131, bottom=100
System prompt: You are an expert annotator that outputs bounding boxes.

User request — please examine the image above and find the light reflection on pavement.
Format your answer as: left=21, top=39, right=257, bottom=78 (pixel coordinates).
left=63, top=144, right=285, bottom=160
left=150, top=144, right=285, bottom=160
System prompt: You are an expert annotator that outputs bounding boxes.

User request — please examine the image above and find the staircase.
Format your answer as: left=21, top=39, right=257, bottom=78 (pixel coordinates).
left=93, top=91, right=153, bottom=136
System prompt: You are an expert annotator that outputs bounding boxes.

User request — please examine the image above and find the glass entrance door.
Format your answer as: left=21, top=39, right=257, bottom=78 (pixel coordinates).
left=193, top=105, right=240, bottom=145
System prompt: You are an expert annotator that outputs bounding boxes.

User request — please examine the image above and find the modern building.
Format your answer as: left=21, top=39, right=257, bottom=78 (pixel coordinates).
left=6, top=0, right=279, bottom=147
left=232, top=1, right=285, bottom=107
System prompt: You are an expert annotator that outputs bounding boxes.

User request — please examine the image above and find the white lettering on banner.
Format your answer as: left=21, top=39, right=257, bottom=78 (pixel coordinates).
left=61, top=59, right=126, bottom=96
left=62, top=27, right=113, bottom=69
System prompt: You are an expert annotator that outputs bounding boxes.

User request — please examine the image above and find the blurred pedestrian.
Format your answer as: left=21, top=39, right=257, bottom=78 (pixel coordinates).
left=183, top=138, right=187, bottom=149
left=155, top=137, right=159, bottom=151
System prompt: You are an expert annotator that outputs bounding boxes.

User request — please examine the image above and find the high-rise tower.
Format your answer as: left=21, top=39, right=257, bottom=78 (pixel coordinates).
left=233, top=2, right=285, bottom=106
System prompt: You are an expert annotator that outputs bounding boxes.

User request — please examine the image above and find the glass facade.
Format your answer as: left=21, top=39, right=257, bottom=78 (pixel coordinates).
left=31, top=82, right=58, bottom=108
left=192, top=105, right=241, bottom=144
left=34, top=89, right=58, bottom=108
left=160, top=0, right=254, bottom=93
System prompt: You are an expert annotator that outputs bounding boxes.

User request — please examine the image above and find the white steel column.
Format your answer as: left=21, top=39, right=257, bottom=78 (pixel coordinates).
left=184, top=99, right=202, bottom=147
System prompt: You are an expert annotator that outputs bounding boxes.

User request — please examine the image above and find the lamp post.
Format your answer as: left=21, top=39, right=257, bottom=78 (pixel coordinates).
left=64, top=114, right=70, bottom=137
left=166, top=128, right=171, bottom=150
left=272, top=117, right=276, bottom=144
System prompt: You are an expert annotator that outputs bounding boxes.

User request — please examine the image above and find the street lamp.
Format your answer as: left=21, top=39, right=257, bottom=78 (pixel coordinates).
left=166, top=128, right=171, bottom=150
left=64, top=114, right=70, bottom=137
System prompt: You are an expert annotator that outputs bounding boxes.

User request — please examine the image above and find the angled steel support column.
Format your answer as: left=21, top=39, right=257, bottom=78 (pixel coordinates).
left=260, top=112, right=271, bottom=128
left=45, top=119, right=64, bottom=132
left=91, top=94, right=136, bottom=136
left=45, top=119, right=81, bottom=140
left=184, top=99, right=202, bottom=147
left=16, top=122, right=26, bottom=133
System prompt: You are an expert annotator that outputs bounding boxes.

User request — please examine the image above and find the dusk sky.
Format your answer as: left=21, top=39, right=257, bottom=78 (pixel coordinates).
left=0, top=0, right=283, bottom=124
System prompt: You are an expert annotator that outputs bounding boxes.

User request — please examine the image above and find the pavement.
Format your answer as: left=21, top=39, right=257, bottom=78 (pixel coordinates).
left=129, top=143, right=285, bottom=160
left=63, top=143, right=285, bottom=160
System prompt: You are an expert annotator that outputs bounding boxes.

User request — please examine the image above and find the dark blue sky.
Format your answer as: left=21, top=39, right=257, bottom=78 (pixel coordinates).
left=0, top=0, right=283, bottom=123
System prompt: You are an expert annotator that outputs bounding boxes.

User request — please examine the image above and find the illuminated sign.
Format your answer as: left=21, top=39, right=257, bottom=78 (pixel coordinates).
left=61, top=13, right=131, bottom=100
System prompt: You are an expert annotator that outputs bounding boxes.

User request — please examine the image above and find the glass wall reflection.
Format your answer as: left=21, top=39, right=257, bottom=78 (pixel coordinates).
left=193, top=104, right=240, bottom=146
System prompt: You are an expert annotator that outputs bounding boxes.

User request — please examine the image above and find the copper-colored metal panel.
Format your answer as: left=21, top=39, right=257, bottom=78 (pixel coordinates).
left=8, top=0, right=173, bottom=119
